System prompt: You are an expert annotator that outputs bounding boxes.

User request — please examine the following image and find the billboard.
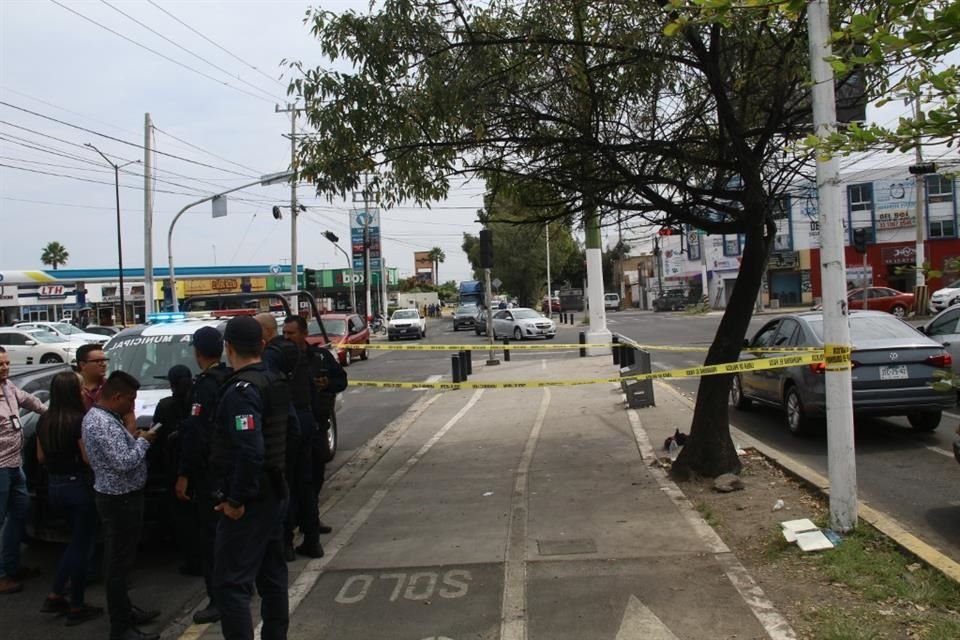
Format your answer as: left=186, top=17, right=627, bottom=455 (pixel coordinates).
left=350, top=209, right=381, bottom=272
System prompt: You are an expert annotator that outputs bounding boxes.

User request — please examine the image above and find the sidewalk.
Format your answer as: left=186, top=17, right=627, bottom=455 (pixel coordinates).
left=178, top=355, right=794, bottom=640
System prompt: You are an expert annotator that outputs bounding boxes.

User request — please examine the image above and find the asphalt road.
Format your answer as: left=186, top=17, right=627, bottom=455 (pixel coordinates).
left=607, top=307, right=960, bottom=565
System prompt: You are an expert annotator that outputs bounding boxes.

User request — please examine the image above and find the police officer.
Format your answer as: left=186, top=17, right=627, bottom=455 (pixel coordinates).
left=281, top=315, right=346, bottom=558
left=174, top=327, right=232, bottom=625
left=210, top=316, right=288, bottom=640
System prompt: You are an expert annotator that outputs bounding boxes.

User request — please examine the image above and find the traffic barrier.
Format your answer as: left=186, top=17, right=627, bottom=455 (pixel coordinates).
left=579, top=332, right=586, bottom=358
left=350, top=350, right=832, bottom=390
left=360, top=342, right=822, bottom=353
left=451, top=354, right=462, bottom=383
left=503, top=338, right=511, bottom=362
left=612, top=335, right=620, bottom=365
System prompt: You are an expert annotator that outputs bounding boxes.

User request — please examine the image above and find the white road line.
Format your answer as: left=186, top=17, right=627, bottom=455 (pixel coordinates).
left=261, top=389, right=486, bottom=639
left=626, top=406, right=797, bottom=640
left=500, top=388, right=551, bottom=640
left=541, top=358, right=546, bottom=371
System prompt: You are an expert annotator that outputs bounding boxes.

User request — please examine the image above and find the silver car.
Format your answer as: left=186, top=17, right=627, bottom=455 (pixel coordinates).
left=730, top=311, right=955, bottom=435
left=492, top=307, right=556, bottom=340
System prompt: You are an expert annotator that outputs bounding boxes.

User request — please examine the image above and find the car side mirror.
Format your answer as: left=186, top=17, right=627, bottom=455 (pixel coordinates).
left=25, top=340, right=37, bottom=346
left=917, top=325, right=928, bottom=335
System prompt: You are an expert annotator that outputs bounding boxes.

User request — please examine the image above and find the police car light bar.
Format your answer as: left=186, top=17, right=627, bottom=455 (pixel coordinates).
left=147, top=312, right=188, bottom=323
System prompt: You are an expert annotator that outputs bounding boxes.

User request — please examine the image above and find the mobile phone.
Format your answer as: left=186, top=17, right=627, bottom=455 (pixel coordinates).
left=148, top=422, right=164, bottom=434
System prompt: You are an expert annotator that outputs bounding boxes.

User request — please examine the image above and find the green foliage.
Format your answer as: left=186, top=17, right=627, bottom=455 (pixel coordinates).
left=40, top=241, right=69, bottom=270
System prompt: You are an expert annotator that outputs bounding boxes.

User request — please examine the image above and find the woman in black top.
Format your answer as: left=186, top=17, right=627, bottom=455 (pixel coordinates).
left=37, top=371, right=103, bottom=625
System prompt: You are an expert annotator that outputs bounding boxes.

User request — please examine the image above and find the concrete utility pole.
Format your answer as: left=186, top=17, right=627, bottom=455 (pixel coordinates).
left=363, top=176, right=373, bottom=319
left=144, top=113, right=154, bottom=316
left=912, top=96, right=928, bottom=313
left=808, top=0, right=858, bottom=532
left=276, top=104, right=300, bottom=304
left=545, top=222, right=552, bottom=319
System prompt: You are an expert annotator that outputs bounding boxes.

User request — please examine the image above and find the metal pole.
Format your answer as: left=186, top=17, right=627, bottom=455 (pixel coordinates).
left=484, top=267, right=499, bottom=365
left=545, top=222, right=552, bottom=319
left=114, top=163, right=126, bottom=326
left=290, top=107, right=299, bottom=301
left=143, top=113, right=154, bottom=317
left=363, top=179, right=372, bottom=320
left=912, top=96, right=928, bottom=314
left=808, top=0, right=857, bottom=532
left=862, top=253, right=868, bottom=310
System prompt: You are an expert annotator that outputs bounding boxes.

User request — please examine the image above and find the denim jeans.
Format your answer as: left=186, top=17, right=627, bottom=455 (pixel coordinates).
left=0, top=466, right=30, bottom=578
left=95, top=491, right=143, bottom=639
left=49, top=475, right=97, bottom=606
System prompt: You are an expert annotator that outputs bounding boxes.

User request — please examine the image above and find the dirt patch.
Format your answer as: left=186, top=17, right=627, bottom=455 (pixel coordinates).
left=680, top=450, right=960, bottom=640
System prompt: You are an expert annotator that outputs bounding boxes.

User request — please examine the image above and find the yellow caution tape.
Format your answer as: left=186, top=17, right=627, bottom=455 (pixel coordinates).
left=350, top=351, right=826, bottom=390
left=824, top=343, right=852, bottom=370
left=360, top=342, right=822, bottom=353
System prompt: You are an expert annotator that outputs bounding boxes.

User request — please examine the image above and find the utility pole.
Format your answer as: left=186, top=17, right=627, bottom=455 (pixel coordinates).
left=912, top=95, right=928, bottom=314
left=381, top=258, right=388, bottom=319
left=143, top=113, right=154, bottom=317
left=276, top=103, right=300, bottom=307
left=808, top=0, right=857, bottom=532
left=545, top=222, right=552, bottom=319
left=363, top=175, right=373, bottom=320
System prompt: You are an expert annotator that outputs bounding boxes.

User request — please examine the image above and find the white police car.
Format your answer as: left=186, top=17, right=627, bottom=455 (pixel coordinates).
left=103, top=310, right=344, bottom=459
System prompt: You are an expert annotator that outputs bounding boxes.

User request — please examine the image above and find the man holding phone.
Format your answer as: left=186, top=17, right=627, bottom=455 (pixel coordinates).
left=0, top=346, right=47, bottom=595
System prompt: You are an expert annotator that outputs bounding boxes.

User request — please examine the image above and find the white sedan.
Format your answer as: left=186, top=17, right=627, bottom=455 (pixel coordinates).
left=388, top=309, right=426, bottom=340
left=0, top=328, right=76, bottom=364
left=14, top=321, right=107, bottom=346
left=492, top=307, right=556, bottom=340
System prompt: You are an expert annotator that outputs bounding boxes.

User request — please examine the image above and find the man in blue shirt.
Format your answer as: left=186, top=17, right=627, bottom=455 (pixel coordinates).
left=82, top=371, right=160, bottom=640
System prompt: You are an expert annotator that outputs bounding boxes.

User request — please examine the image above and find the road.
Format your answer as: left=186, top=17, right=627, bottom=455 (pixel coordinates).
left=607, top=307, right=960, bottom=565
left=0, top=315, right=585, bottom=639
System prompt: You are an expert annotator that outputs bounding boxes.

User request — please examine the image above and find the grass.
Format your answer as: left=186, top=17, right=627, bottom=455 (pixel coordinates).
left=692, top=499, right=721, bottom=528
left=810, top=607, right=882, bottom=640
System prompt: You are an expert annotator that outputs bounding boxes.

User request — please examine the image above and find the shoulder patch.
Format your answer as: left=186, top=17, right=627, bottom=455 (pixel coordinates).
left=234, top=381, right=251, bottom=389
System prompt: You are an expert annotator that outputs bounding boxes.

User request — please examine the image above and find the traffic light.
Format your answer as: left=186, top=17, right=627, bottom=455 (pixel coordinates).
left=479, top=229, right=494, bottom=268
left=852, top=227, right=868, bottom=253
left=304, top=268, right=318, bottom=289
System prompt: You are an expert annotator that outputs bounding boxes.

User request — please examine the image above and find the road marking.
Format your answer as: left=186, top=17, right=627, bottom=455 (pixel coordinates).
left=263, top=389, right=486, bottom=639
left=615, top=595, right=678, bottom=640
left=626, top=404, right=797, bottom=640
left=540, top=358, right=546, bottom=371
left=500, top=388, right=551, bottom=640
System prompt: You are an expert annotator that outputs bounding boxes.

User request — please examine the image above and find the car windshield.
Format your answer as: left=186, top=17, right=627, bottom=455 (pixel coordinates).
left=807, top=316, right=922, bottom=343
left=324, top=319, right=347, bottom=335
left=393, top=310, right=419, bottom=319
left=946, top=280, right=960, bottom=290
left=50, top=322, right=82, bottom=335
left=27, top=331, right=61, bottom=344
left=105, top=334, right=201, bottom=389
left=605, top=294, right=618, bottom=300
left=513, top=309, right=540, bottom=319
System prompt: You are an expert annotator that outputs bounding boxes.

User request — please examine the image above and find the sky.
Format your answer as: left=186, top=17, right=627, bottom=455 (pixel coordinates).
left=1, top=1, right=955, bottom=282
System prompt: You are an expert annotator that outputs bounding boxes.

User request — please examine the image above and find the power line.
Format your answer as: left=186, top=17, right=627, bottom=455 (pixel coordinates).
left=98, top=0, right=285, bottom=104
left=49, top=0, right=276, bottom=105
left=0, top=100, right=259, bottom=177
left=152, top=125, right=265, bottom=175
left=145, top=0, right=288, bottom=89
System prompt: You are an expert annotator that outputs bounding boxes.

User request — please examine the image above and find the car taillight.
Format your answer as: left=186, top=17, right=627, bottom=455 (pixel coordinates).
left=927, top=353, right=953, bottom=368
left=809, top=362, right=826, bottom=374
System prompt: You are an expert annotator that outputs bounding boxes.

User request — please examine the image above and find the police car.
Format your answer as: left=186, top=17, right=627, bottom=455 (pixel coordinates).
left=103, top=309, right=344, bottom=461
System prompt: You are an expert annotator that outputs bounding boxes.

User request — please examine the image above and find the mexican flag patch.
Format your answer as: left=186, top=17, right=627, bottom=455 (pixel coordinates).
left=234, top=415, right=255, bottom=431
left=191, top=403, right=202, bottom=417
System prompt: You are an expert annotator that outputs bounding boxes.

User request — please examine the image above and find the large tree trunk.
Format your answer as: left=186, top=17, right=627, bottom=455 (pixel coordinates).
left=671, top=213, right=772, bottom=480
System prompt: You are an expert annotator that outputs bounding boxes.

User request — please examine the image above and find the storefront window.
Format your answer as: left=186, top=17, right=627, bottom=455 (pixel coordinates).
left=848, top=183, right=873, bottom=211
left=929, top=219, right=956, bottom=238
left=723, top=235, right=740, bottom=256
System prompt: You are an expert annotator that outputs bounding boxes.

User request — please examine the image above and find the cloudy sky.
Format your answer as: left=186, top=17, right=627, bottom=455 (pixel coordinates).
left=2, top=1, right=954, bottom=282
left=0, top=0, right=485, bottom=282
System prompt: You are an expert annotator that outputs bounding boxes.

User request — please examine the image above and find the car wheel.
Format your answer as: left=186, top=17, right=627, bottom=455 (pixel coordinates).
left=546, top=334, right=555, bottom=340
left=730, top=375, right=752, bottom=410
left=324, top=411, right=338, bottom=462
left=890, top=304, right=907, bottom=318
left=908, top=410, right=941, bottom=432
left=360, top=344, right=369, bottom=361
left=784, top=386, right=811, bottom=436
left=475, top=327, right=481, bottom=336
left=453, top=325, right=459, bottom=331
left=344, top=349, right=352, bottom=366
left=39, top=354, right=63, bottom=364
left=513, top=327, right=523, bottom=341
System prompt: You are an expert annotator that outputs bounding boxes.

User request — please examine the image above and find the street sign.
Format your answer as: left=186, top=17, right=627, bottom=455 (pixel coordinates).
left=212, top=195, right=227, bottom=218
left=492, top=278, right=502, bottom=289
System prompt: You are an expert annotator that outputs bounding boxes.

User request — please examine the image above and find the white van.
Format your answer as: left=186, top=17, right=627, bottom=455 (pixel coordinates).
left=603, top=293, right=621, bottom=311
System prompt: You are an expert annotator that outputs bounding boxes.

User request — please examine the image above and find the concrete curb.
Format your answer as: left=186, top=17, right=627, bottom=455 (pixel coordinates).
left=655, top=380, right=960, bottom=585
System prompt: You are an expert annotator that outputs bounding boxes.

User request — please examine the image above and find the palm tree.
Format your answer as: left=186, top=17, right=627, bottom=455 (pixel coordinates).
left=41, top=241, right=69, bottom=270
left=428, top=246, right=446, bottom=284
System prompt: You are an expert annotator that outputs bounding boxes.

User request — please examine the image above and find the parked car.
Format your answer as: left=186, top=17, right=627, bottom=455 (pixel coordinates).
left=929, top=279, right=960, bottom=313
left=388, top=308, right=426, bottom=340
left=492, top=307, right=556, bottom=340
left=474, top=308, right=490, bottom=336
left=845, top=287, right=914, bottom=318
left=14, top=321, right=106, bottom=346
left=0, top=328, right=76, bottom=364
left=730, top=310, right=955, bottom=435
left=452, top=304, right=478, bottom=331
left=318, top=313, right=369, bottom=365
left=652, top=290, right=688, bottom=312
left=916, top=303, right=960, bottom=375
left=541, top=296, right=561, bottom=313
left=83, top=324, right=123, bottom=337
left=604, top=293, right=621, bottom=311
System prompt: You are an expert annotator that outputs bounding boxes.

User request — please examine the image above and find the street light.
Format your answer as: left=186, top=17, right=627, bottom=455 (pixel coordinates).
left=85, top=144, right=139, bottom=326
left=322, top=230, right=357, bottom=313
left=167, top=171, right=294, bottom=312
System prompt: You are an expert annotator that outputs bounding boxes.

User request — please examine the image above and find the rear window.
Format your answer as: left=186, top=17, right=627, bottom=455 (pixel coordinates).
left=105, top=334, right=200, bottom=389
left=807, top=316, right=922, bottom=343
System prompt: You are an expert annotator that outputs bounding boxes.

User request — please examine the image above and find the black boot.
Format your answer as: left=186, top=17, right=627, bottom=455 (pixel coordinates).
left=295, top=539, right=324, bottom=559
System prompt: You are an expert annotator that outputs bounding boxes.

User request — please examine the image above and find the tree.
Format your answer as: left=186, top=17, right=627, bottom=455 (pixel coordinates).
left=289, top=1, right=869, bottom=477
left=41, top=241, right=69, bottom=270
left=428, top=246, right=446, bottom=285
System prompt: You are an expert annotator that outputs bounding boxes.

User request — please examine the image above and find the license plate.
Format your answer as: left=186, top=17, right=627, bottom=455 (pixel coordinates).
left=879, top=365, right=909, bottom=380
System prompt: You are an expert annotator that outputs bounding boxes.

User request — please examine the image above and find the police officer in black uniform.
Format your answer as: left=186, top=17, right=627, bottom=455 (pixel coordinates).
left=210, top=316, right=289, bottom=640
left=174, top=327, right=232, bottom=625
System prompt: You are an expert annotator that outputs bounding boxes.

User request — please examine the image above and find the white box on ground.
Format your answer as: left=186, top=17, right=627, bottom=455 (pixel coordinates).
left=795, top=530, right=835, bottom=552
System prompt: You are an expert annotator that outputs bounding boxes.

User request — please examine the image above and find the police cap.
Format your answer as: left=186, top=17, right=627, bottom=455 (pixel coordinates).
left=192, top=326, right=223, bottom=358
left=223, top=315, right=263, bottom=351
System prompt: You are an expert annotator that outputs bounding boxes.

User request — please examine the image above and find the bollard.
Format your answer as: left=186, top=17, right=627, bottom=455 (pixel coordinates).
left=465, top=349, right=473, bottom=375
left=612, top=335, right=620, bottom=365
left=579, top=331, right=586, bottom=358
left=459, top=350, right=469, bottom=380
left=452, top=354, right=462, bottom=383
left=569, top=313, right=575, bottom=325
left=503, top=337, right=511, bottom=362
left=561, top=311, right=567, bottom=324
